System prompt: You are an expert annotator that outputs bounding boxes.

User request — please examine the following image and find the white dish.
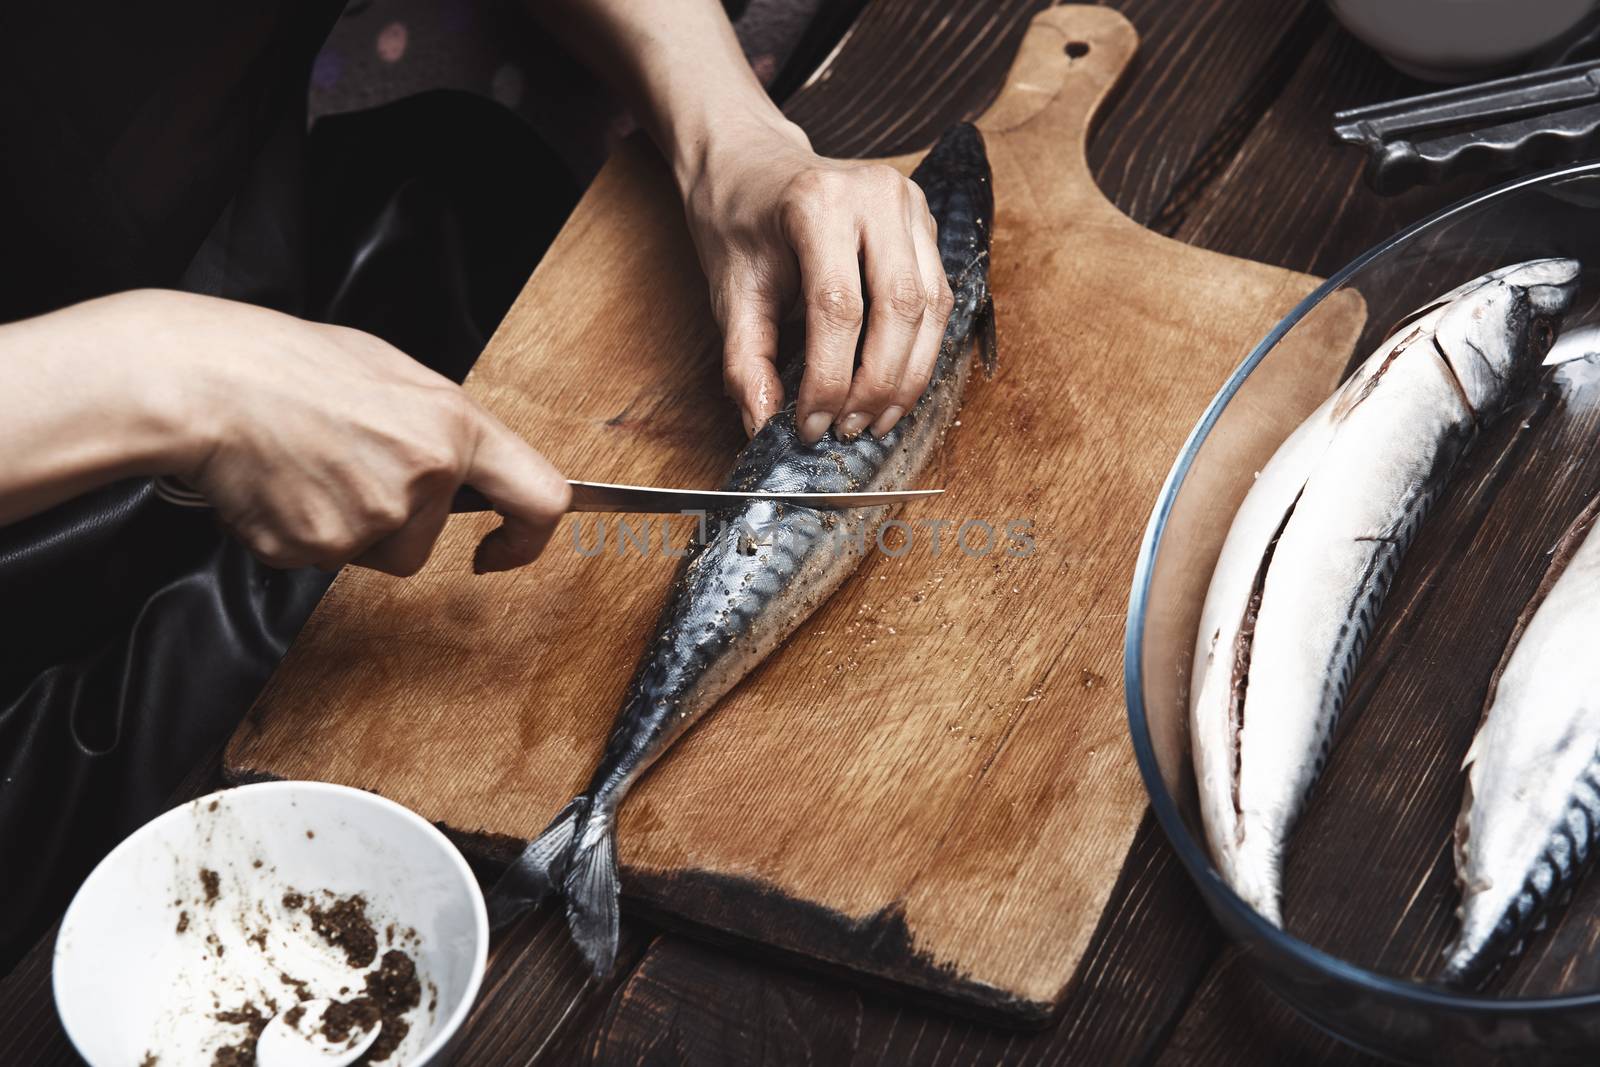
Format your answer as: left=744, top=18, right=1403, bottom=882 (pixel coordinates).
left=52, top=781, right=488, bottom=1066
left=1327, top=0, right=1597, bottom=82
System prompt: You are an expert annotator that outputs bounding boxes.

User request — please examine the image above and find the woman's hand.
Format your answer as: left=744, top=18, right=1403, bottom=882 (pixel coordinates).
left=532, top=0, right=953, bottom=443
left=0, top=290, right=569, bottom=574
left=679, top=116, right=954, bottom=442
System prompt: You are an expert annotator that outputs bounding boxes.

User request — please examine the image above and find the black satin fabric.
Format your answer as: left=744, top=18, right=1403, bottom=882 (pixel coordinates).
left=0, top=2, right=578, bottom=968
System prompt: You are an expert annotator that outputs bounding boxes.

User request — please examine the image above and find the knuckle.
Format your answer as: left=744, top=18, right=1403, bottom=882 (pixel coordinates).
left=805, top=363, right=852, bottom=397
left=248, top=533, right=296, bottom=569
left=411, top=435, right=462, bottom=479
left=363, top=495, right=412, bottom=533
left=811, top=280, right=863, bottom=330
left=866, top=164, right=904, bottom=193
left=788, top=167, right=828, bottom=199
left=854, top=370, right=899, bottom=406
left=931, top=278, right=956, bottom=318
left=299, top=510, right=363, bottom=559
left=326, top=532, right=369, bottom=561
left=886, top=273, right=929, bottom=323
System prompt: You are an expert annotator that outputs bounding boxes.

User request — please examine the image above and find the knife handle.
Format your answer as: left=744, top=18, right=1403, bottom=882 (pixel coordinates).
left=158, top=475, right=500, bottom=515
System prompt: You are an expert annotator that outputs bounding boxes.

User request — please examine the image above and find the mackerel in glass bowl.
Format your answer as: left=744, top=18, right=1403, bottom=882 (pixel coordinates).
left=1126, top=162, right=1600, bottom=1064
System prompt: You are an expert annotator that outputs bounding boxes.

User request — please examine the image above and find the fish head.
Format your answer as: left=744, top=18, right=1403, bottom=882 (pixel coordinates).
left=1433, top=258, right=1581, bottom=412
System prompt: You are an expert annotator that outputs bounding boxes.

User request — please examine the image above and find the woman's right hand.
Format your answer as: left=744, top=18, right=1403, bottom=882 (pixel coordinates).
left=1, top=290, right=569, bottom=575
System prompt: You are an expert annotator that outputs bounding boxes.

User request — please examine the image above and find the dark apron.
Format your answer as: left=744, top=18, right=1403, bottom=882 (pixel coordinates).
left=0, top=1, right=578, bottom=969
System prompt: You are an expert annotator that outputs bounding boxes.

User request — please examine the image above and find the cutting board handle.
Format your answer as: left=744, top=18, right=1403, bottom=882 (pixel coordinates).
left=967, top=6, right=1139, bottom=230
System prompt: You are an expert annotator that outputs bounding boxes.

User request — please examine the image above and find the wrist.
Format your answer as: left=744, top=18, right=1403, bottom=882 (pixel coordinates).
left=672, top=104, right=812, bottom=200
left=76, top=289, right=223, bottom=479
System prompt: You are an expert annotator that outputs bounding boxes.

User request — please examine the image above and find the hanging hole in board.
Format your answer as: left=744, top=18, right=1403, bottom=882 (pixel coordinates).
left=1064, top=41, right=1089, bottom=59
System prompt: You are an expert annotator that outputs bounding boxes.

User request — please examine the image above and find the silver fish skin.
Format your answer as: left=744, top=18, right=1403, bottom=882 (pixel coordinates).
left=1190, top=259, right=1580, bottom=927
left=485, top=124, right=994, bottom=974
left=1443, top=494, right=1600, bottom=988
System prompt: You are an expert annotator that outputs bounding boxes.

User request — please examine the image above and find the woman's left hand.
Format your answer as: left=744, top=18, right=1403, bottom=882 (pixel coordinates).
left=677, top=115, right=954, bottom=443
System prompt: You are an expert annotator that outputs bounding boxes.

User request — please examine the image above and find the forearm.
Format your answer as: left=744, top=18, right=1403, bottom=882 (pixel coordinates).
left=0, top=292, right=201, bottom=524
left=530, top=0, right=807, bottom=189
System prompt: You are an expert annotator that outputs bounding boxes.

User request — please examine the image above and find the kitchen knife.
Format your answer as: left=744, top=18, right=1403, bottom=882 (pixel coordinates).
left=152, top=476, right=942, bottom=514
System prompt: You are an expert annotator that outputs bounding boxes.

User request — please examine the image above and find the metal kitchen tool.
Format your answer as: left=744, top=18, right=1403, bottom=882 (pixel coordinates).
left=151, top=476, right=942, bottom=514
left=1334, top=59, right=1600, bottom=193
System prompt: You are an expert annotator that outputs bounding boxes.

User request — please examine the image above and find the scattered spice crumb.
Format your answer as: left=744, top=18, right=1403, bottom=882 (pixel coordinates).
left=140, top=1054, right=159, bottom=1067
left=207, top=800, right=219, bottom=812
left=280, top=972, right=313, bottom=1001
left=285, top=1004, right=306, bottom=1028
left=252, top=859, right=263, bottom=869
left=305, top=829, right=315, bottom=839
left=211, top=1002, right=268, bottom=1067
left=211, top=1045, right=252, bottom=1067
left=354, top=949, right=423, bottom=1062
left=176, top=910, right=190, bottom=934
left=366, top=950, right=421, bottom=1013
left=307, top=894, right=378, bottom=968
left=282, top=891, right=304, bottom=910
left=199, top=868, right=220, bottom=906
left=320, top=996, right=381, bottom=1044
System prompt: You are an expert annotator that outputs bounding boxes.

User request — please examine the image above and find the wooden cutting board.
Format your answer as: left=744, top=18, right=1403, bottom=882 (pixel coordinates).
left=225, top=5, right=1364, bottom=1025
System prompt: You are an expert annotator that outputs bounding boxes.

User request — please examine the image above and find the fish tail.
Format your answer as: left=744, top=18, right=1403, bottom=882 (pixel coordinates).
left=563, top=809, right=621, bottom=976
left=484, top=796, right=588, bottom=930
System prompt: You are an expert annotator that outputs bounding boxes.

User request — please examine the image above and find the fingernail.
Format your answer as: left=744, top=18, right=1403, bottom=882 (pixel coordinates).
left=870, top=405, right=905, bottom=438
left=801, top=412, right=833, bottom=442
left=836, top=412, right=871, bottom=438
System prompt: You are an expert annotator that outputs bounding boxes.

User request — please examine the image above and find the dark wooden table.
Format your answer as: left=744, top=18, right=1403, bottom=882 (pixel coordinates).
left=0, top=1, right=1528, bottom=1063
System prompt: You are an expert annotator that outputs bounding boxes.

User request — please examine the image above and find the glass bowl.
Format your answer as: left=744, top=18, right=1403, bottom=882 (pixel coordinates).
left=1126, top=161, right=1600, bottom=1065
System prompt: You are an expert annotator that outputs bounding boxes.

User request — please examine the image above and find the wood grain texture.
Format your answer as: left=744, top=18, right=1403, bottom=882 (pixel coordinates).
left=226, top=5, right=1362, bottom=1024
left=587, top=815, right=1223, bottom=1066
left=1155, top=948, right=1382, bottom=1067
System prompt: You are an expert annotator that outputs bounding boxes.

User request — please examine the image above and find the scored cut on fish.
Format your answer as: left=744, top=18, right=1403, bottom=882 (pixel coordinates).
left=1190, top=258, right=1581, bottom=927
left=1444, top=491, right=1600, bottom=988
left=483, top=123, right=996, bottom=975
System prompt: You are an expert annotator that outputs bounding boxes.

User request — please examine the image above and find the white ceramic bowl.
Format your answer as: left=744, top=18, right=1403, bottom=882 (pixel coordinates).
left=1327, top=0, right=1598, bottom=82
left=53, top=781, right=488, bottom=1066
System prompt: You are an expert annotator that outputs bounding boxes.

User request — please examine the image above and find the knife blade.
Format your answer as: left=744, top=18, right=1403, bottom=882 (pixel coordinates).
left=152, top=476, right=942, bottom=514
left=451, top=481, right=943, bottom=514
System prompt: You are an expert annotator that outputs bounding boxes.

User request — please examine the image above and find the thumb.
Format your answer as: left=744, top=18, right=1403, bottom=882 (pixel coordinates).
left=461, top=409, right=571, bottom=574
left=719, top=287, right=785, bottom=438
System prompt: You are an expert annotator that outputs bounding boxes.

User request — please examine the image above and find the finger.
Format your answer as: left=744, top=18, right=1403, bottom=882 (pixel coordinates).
left=720, top=286, right=785, bottom=437
left=237, top=526, right=316, bottom=572
left=837, top=216, right=928, bottom=439
left=873, top=211, right=952, bottom=438
left=464, top=411, right=571, bottom=574
left=786, top=210, right=863, bottom=444
left=354, top=493, right=453, bottom=576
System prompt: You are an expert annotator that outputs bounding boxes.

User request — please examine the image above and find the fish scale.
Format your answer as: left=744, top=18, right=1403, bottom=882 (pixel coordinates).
left=1446, top=479, right=1600, bottom=986
left=482, top=123, right=996, bottom=975
left=1191, top=258, right=1580, bottom=928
